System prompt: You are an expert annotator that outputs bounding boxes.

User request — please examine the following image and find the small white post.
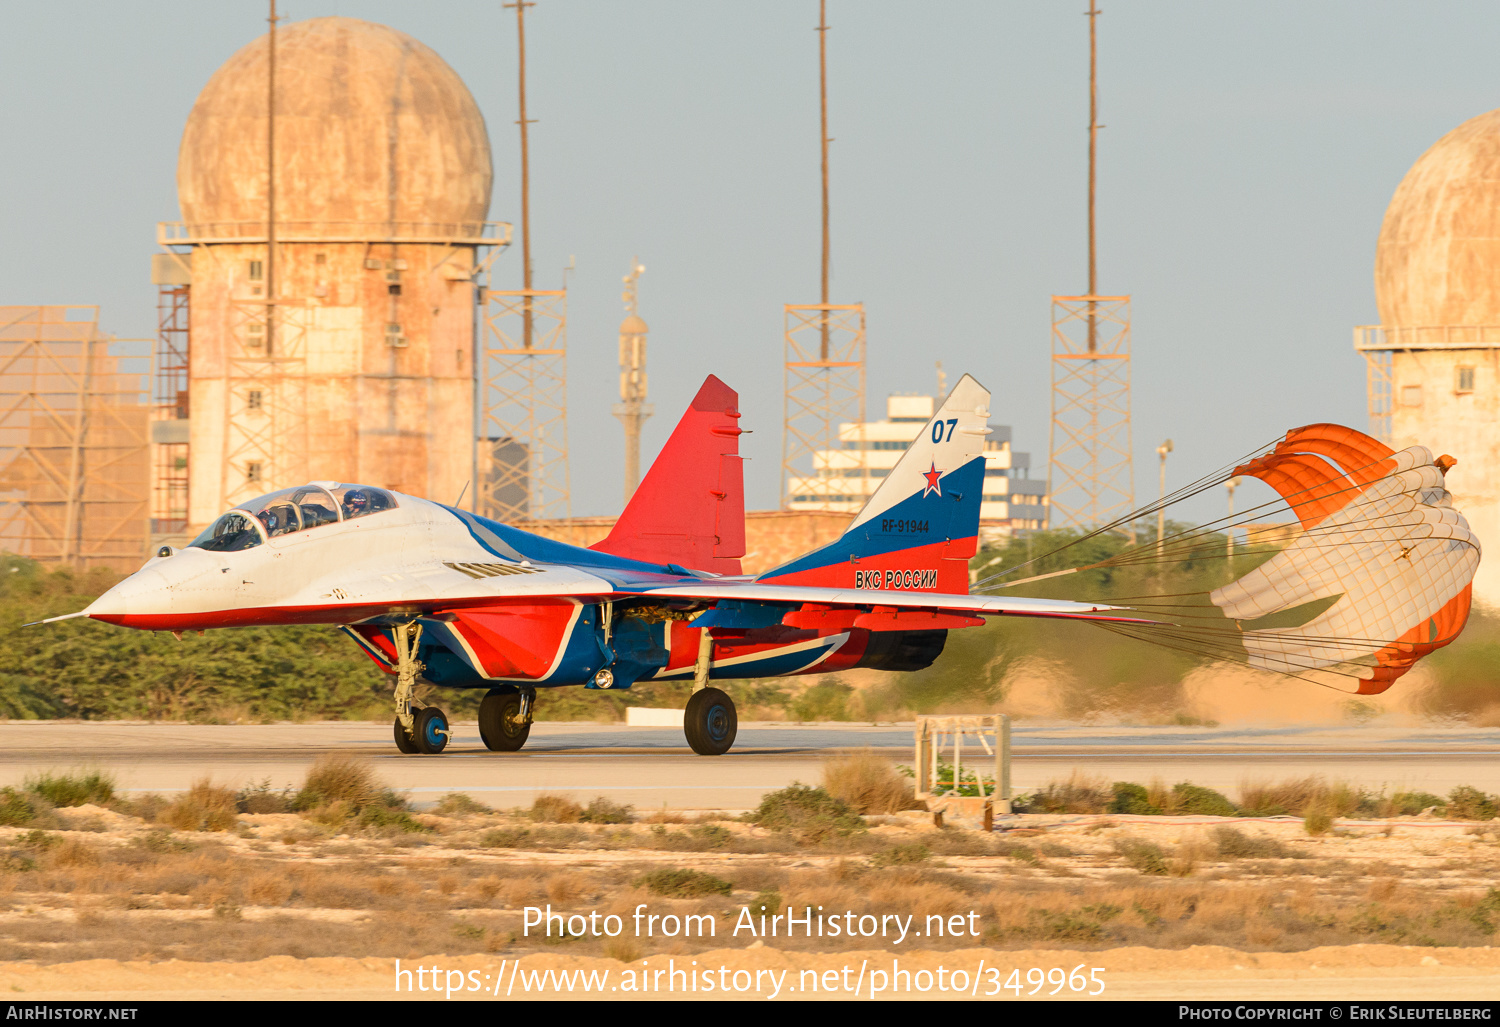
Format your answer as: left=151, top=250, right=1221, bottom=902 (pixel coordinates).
left=953, top=724, right=961, bottom=797
left=995, top=713, right=1012, bottom=815
left=913, top=718, right=928, bottom=796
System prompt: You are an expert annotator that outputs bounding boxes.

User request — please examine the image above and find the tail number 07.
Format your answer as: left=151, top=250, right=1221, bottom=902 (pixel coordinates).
left=932, top=418, right=958, bottom=443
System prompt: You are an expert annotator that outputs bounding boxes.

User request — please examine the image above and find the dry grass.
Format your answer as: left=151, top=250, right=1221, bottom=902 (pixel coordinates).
left=0, top=772, right=1497, bottom=964
left=159, top=778, right=238, bottom=833
left=1023, top=772, right=1112, bottom=814
left=529, top=795, right=583, bottom=823
left=298, top=754, right=383, bottom=809
left=822, top=750, right=920, bottom=815
left=432, top=793, right=491, bottom=816
left=24, top=770, right=115, bottom=808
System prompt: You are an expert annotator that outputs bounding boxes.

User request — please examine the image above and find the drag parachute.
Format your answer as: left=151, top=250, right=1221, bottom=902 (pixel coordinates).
left=1209, top=425, right=1477, bottom=693
left=975, top=424, right=1481, bottom=694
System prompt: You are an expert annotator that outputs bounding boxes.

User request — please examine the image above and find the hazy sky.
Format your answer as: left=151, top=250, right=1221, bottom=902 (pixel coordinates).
left=3, top=1, right=1496, bottom=519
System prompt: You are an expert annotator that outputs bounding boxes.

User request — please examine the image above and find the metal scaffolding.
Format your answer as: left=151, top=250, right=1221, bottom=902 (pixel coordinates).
left=1047, top=295, right=1133, bottom=529
left=0, top=306, right=151, bottom=570
left=781, top=303, right=866, bottom=509
left=478, top=289, right=570, bottom=523
left=221, top=298, right=309, bottom=511
left=151, top=284, right=190, bottom=538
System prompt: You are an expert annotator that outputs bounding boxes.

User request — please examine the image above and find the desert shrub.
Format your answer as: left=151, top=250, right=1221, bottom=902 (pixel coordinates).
left=1381, top=791, right=1446, bottom=817
left=433, top=793, right=491, bottom=816
left=1108, top=782, right=1162, bottom=816
left=1169, top=783, right=1237, bottom=817
left=530, top=795, right=584, bottom=823
left=160, top=778, right=238, bottom=832
left=294, top=754, right=386, bottom=810
left=356, top=805, right=430, bottom=834
left=25, top=770, right=114, bottom=807
left=822, top=750, right=918, bottom=815
left=18, top=829, right=59, bottom=850
left=0, top=787, right=35, bottom=826
left=635, top=868, right=731, bottom=898
left=132, top=828, right=193, bottom=853
left=1211, top=826, right=1291, bottom=859
left=746, top=784, right=865, bottom=844
left=236, top=779, right=291, bottom=815
left=750, top=890, right=783, bottom=914
left=479, top=827, right=531, bottom=848
left=1304, top=810, right=1333, bottom=836
left=113, top=793, right=168, bottom=823
left=1022, top=773, right=1112, bottom=814
left=1004, top=842, right=1041, bottom=866
left=1237, top=777, right=1379, bottom=818
left=580, top=797, right=633, bottom=824
left=1445, top=785, right=1499, bottom=821
left=791, top=679, right=857, bottom=722
left=1114, top=837, right=1169, bottom=875
left=870, top=843, right=932, bottom=868
left=686, top=825, right=732, bottom=849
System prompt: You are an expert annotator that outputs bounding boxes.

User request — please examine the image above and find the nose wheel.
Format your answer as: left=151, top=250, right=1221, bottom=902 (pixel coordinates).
left=390, top=621, right=450, bottom=755
left=684, top=687, right=737, bottom=756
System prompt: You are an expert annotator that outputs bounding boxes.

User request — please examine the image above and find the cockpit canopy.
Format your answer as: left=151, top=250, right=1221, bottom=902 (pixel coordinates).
left=188, top=484, right=397, bottom=553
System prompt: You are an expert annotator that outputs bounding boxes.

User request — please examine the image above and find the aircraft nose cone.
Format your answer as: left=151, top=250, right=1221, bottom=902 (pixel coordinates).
left=84, top=566, right=170, bottom=619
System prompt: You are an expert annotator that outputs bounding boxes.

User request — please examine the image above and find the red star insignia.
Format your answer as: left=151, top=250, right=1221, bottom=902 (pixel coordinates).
left=922, top=461, right=943, bottom=497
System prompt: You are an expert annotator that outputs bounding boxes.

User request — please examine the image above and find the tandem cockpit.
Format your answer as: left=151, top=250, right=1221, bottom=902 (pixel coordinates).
left=187, top=483, right=399, bottom=553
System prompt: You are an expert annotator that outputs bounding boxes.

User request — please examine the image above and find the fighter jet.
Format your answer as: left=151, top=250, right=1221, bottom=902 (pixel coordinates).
left=62, top=374, right=1133, bottom=755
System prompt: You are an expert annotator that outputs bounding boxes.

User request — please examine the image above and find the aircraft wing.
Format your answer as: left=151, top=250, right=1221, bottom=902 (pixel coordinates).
left=624, top=580, right=1155, bottom=624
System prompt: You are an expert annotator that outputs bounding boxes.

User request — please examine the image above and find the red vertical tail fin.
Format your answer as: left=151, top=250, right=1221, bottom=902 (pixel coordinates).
left=590, top=375, right=746, bottom=574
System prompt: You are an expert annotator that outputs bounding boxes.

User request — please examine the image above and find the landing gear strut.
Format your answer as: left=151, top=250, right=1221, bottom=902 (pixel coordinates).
left=391, top=622, right=449, bottom=754
left=479, top=685, right=534, bottom=752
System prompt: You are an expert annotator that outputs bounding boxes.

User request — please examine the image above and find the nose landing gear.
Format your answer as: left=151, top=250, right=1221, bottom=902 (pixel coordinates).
left=391, top=621, right=450, bottom=754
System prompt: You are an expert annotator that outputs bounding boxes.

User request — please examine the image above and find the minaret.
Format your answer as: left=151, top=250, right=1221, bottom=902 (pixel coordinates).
left=612, top=259, right=651, bottom=502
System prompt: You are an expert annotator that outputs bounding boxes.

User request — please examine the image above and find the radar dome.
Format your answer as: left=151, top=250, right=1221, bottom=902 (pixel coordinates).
left=177, top=16, right=492, bottom=231
left=1376, top=108, right=1500, bottom=327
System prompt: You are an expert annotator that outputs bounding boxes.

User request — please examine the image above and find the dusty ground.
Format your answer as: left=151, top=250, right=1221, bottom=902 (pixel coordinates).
left=0, top=793, right=1497, bottom=1000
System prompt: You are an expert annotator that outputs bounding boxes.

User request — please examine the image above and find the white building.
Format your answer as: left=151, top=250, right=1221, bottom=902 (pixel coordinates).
left=787, top=394, right=1049, bottom=537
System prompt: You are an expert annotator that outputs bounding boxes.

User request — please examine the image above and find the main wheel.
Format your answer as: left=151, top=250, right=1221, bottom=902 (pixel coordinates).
left=414, top=706, right=450, bottom=754
left=684, top=688, right=737, bottom=756
left=393, top=717, right=420, bottom=754
left=478, top=687, right=531, bottom=752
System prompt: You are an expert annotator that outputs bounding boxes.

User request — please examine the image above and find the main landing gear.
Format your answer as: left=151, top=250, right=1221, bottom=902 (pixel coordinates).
left=479, top=685, right=534, bottom=752
left=391, top=622, right=450, bottom=755
left=683, top=630, right=736, bottom=756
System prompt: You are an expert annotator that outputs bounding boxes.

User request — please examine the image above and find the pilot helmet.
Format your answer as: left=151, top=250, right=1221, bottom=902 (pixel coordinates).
left=344, top=489, right=370, bottom=513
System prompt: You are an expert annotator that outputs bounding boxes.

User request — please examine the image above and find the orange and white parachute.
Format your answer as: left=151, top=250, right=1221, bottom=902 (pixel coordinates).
left=975, top=423, right=1480, bottom=693
left=1208, top=425, right=1478, bottom=693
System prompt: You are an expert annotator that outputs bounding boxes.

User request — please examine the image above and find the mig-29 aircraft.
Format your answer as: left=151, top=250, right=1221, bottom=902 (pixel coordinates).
left=51, top=373, right=1479, bottom=755
left=56, top=374, right=1134, bottom=755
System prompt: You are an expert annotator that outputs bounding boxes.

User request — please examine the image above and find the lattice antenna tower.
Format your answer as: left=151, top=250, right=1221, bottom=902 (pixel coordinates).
left=481, top=0, right=571, bottom=524
left=782, top=0, right=866, bottom=511
left=1047, top=0, right=1134, bottom=531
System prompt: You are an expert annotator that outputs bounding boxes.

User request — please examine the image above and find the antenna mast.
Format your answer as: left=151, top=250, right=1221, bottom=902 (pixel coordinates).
left=508, top=0, right=536, bottom=348
left=781, top=0, right=866, bottom=512
left=1047, top=0, right=1134, bottom=531
left=481, top=1, right=572, bottom=527
left=266, top=0, right=279, bottom=356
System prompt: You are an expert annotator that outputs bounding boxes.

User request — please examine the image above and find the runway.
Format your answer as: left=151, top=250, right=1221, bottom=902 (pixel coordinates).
left=2, top=720, right=1497, bottom=809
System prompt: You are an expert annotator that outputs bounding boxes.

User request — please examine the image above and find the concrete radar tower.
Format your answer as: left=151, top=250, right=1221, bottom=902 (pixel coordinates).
left=162, top=16, right=507, bottom=527
left=1357, top=107, right=1500, bottom=607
